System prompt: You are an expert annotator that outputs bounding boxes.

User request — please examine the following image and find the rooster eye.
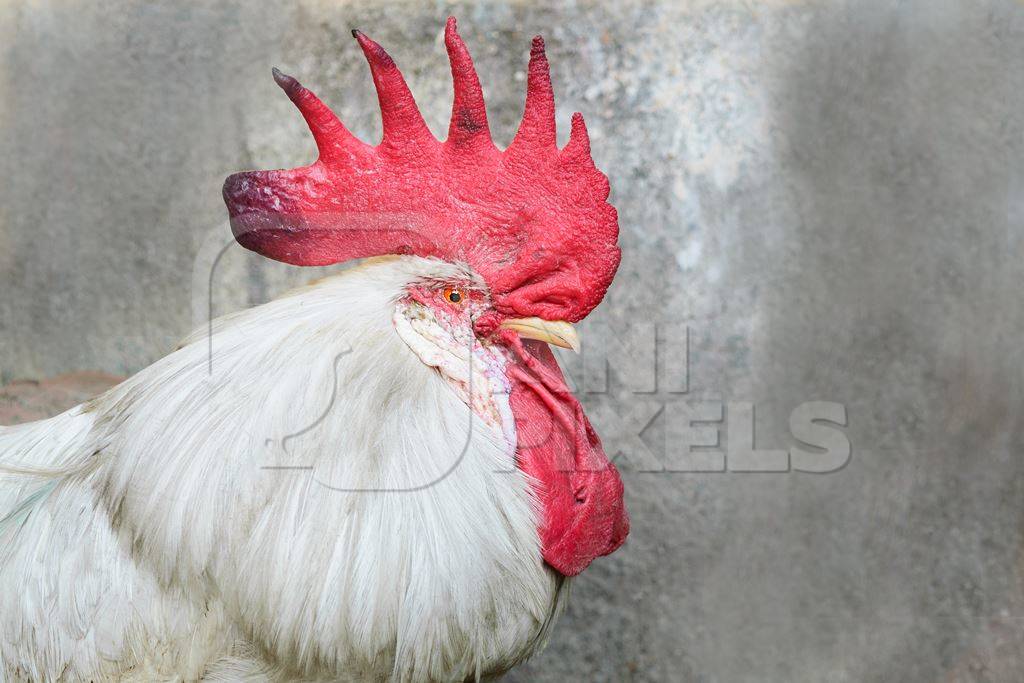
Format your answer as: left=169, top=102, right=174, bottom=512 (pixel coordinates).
left=443, top=287, right=463, bottom=304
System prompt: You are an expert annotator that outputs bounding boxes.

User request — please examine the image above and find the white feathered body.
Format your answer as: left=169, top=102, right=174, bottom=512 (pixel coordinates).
left=0, top=258, right=566, bottom=682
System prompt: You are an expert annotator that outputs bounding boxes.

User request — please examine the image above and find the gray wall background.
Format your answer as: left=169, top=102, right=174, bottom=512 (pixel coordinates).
left=3, top=1, right=1024, bottom=681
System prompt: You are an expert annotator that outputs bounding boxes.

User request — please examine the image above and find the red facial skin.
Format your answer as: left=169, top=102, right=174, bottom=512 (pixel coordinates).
left=224, top=18, right=628, bottom=576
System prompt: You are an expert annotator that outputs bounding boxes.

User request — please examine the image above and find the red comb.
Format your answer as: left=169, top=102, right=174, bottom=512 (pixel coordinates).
left=223, top=17, right=619, bottom=323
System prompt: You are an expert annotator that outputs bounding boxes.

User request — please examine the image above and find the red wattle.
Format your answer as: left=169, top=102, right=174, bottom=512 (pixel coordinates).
left=506, top=338, right=629, bottom=576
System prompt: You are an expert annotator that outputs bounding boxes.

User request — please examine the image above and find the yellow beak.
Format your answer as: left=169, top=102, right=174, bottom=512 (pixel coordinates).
left=499, top=317, right=580, bottom=353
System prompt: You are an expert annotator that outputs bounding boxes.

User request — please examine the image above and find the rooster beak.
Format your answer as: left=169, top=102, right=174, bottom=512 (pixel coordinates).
left=499, top=317, right=580, bottom=353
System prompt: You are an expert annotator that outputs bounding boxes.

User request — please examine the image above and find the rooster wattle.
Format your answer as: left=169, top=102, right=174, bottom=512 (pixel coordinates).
left=0, top=18, right=627, bottom=682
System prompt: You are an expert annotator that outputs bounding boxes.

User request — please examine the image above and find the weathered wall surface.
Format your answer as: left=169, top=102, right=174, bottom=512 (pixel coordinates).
left=3, top=1, right=1024, bottom=680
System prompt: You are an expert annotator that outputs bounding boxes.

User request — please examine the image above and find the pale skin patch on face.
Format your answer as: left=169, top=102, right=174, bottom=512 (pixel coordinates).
left=393, top=282, right=517, bottom=450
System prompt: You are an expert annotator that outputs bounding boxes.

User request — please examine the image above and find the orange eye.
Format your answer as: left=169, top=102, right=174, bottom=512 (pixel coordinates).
left=443, top=287, right=464, bottom=304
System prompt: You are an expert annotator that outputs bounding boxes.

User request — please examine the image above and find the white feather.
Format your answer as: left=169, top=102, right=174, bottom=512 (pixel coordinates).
left=0, top=256, right=567, bottom=682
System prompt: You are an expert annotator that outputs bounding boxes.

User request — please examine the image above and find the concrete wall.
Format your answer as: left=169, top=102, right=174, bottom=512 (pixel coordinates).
left=3, top=1, right=1024, bottom=680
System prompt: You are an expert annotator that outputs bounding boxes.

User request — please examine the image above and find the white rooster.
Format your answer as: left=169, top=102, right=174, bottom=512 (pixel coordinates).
left=0, top=18, right=627, bottom=682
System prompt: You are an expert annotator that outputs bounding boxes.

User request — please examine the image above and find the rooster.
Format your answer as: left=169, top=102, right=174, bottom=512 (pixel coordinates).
left=0, top=18, right=627, bottom=682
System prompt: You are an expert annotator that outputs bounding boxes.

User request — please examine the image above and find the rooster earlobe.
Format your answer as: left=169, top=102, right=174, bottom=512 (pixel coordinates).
left=444, top=17, right=492, bottom=148
left=353, top=29, right=436, bottom=148
left=508, top=35, right=557, bottom=155
left=272, top=68, right=369, bottom=164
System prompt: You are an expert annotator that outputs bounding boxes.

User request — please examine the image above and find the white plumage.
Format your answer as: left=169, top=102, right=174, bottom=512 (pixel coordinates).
left=0, top=257, right=567, bottom=681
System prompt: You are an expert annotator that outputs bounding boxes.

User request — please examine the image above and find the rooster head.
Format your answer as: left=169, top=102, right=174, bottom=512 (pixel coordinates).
left=222, top=18, right=627, bottom=576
